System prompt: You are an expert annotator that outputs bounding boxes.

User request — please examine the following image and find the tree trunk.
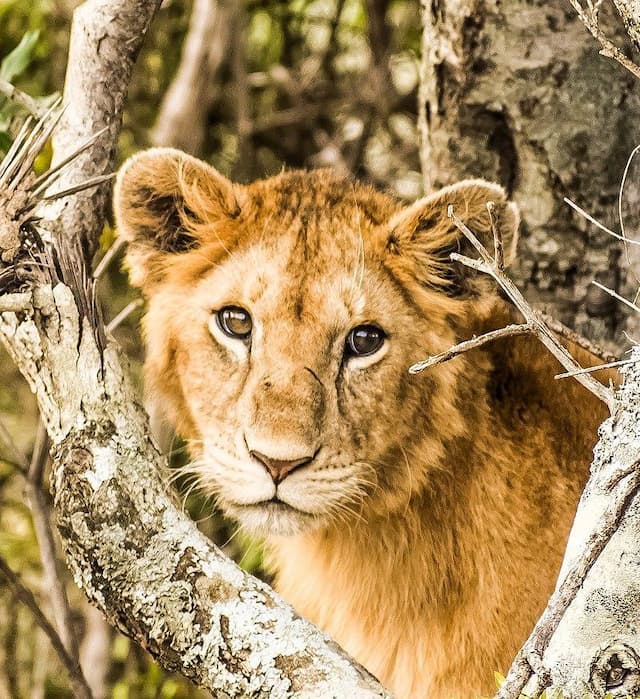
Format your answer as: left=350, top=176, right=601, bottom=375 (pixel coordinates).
left=421, top=0, right=640, bottom=348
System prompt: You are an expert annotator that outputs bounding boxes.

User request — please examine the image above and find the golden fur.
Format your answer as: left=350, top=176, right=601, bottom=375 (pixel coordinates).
left=114, top=148, right=610, bottom=698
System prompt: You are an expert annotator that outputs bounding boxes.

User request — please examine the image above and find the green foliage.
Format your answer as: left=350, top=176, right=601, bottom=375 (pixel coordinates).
left=0, top=29, right=39, bottom=82
left=0, top=28, right=58, bottom=152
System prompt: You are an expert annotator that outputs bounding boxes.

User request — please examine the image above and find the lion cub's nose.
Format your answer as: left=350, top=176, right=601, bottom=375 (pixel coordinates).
left=250, top=451, right=313, bottom=484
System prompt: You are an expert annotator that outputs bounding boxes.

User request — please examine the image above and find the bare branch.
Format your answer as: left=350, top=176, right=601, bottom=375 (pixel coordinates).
left=538, top=311, right=617, bottom=363
left=486, top=200, right=504, bottom=270
left=592, top=279, right=640, bottom=314
left=106, top=299, right=143, bottom=333
left=555, top=357, right=635, bottom=379
left=409, top=323, right=531, bottom=373
left=497, top=451, right=640, bottom=699
left=43, top=0, right=163, bottom=259
left=152, top=0, right=232, bottom=153
left=0, top=418, right=28, bottom=473
left=23, top=418, right=82, bottom=670
left=447, top=206, right=616, bottom=411
left=567, top=0, right=640, bottom=80
left=0, top=554, right=92, bottom=699
left=0, top=77, right=47, bottom=118
left=92, top=237, right=125, bottom=281
left=0, top=285, right=392, bottom=697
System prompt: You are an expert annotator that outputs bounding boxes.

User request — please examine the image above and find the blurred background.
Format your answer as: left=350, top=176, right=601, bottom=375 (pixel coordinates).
left=1, top=0, right=640, bottom=696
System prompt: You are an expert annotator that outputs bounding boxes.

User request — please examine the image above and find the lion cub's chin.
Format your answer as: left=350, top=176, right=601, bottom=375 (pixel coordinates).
left=225, top=500, right=321, bottom=537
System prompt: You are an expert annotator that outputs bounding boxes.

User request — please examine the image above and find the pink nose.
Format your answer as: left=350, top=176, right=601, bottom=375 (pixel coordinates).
left=250, top=451, right=313, bottom=484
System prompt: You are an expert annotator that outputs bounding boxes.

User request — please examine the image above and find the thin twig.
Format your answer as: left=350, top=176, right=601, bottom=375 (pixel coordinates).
left=92, top=236, right=125, bottom=281
left=447, top=207, right=616, bottom=411
left=617, top=144, right=640, bottom=271
left=486, top=201, right=504, bottom=270
left=23, top=420, right=83, bottom=667
left=564, top=197, right=640, bottom=245
left=555, top=358, right=634, bottom=379
left=592, top=280, right=640, bottom=314
left=0, top=555, right=92, bottom=699
left=0, top=77, right=46, bottom=118
left=567, top=0, right=640, bottom=80
left=538, top=311, right=617, bottom=363
left=409, top=323, right=531, bottom=373
left=107, top=298, right=143, bottom=333
left=0, top=418, right=28, bottom=473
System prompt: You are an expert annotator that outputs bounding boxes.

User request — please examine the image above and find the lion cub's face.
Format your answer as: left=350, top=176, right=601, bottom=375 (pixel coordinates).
left=114, top=149, right=518, bottom=536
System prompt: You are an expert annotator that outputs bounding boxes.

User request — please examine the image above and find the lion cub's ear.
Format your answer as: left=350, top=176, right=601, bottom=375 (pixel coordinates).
left=113, top=148, right=241, bottom=289
left=384, top=179, right=519, bottom=295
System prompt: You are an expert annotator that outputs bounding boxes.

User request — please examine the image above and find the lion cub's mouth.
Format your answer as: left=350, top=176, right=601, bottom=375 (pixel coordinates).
left=227, top=497, right=317, bottom=536
left=250, top=497, right=298, bottom=512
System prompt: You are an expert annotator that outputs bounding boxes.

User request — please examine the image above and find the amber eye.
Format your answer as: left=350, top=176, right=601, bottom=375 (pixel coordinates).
left=345, top=325, right=386, bottom=357
left=217, top=306, right=252, bottom=340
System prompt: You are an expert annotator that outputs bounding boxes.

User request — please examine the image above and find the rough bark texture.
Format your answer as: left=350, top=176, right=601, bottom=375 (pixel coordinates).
left=0, top=285, right=391, bottom=698
left=541, top=347, right=640, bottom=697
left=45, top=0, right=162, bottom=260
left=612, top=0, right=640, bottom=52
left=422, top=0, right=640, bottom=350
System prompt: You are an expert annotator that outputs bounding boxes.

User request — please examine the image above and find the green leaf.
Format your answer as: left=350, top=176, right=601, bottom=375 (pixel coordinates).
left=0, top=131, right=12, bottom=154
left=0, top=30, right=40, bottom=82
left=494, top=671, right=506, bottom=689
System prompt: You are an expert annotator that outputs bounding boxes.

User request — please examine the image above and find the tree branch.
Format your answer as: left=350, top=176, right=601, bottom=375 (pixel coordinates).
left=0, top=284, right=391, bottom=697
left=567, top=0, right=640, bottom=80
left=0, top=554, right=92, bottom=699
left=43, top=0, right=163, bottom=260
left=151, top=0, right=232, bottom=154
left=411, top=205, right=616, bottom=411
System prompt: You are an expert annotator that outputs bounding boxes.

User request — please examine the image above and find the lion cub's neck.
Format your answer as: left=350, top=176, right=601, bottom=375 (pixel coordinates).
left=270, top=464, right=510, bottom=697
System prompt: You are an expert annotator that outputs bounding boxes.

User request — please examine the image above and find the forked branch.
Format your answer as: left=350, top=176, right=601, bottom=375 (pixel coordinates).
left=410, top=206, right=617, bottom=412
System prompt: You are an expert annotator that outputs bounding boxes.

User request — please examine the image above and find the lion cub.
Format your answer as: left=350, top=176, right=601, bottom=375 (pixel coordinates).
left=114, top=148, right=608, bottom=698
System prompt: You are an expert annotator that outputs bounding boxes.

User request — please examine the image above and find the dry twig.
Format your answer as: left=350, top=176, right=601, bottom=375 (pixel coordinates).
left=567, top=0, right=640, bottom=80
left=0, top=554, right=92, bottom=699
left=0, top=77, right=46, bottom=118
left=25, top=420, right=81, bottom=666
left=411, top=205, right=616, bottom=412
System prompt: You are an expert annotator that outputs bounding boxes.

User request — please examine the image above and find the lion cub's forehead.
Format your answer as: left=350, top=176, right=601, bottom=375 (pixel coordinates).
left=205, top=170, right=400, bottom=310
left=206, top=224, right=371, bottom=323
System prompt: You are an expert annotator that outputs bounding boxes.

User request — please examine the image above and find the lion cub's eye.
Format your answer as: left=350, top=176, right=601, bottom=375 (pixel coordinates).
left=217, top=306, right=252, bottom=340
left=345, top=325, right=386, bottom=357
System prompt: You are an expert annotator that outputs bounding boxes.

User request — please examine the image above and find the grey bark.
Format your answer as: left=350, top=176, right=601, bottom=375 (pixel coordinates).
left=45, top=0, right=162, bottom=259
left=612, top=0, right=640, bottom=52
left=151, top=0, right=232, bottom=155
left=540, top=347, right=640, bottom=696
left=420, top=0, right=640, bottom=350
left=0, top=285, right=390, bottom=698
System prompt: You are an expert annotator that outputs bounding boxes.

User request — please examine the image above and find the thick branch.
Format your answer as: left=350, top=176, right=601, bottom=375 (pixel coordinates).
left=44, top=0, right=162, bottom=259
